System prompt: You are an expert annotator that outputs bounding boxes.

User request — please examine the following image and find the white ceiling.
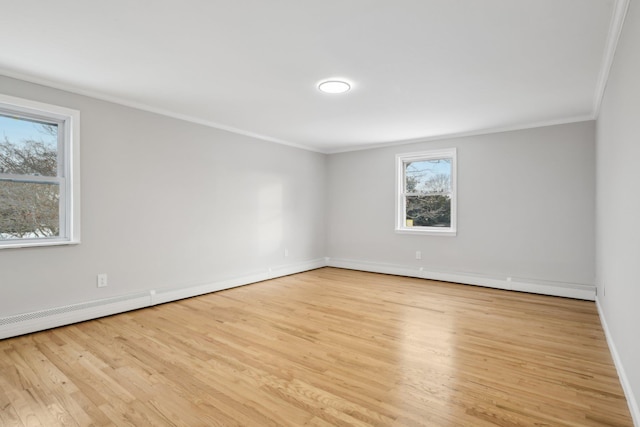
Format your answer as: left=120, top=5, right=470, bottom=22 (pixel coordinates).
left=0, top=0, right=621, bottom=153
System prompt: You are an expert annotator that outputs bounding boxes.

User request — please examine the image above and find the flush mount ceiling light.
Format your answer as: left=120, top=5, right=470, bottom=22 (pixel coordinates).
left=318, top=80, right=351, bottom=94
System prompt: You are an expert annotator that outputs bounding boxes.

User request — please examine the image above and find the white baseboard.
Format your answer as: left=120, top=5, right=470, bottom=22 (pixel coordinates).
left=150, top=258, right=327, bottom=305
left=596, top=297, right=640, bottom=427
left=0, top=257, right=596, bottom=340
left=0, top=258, right=326, bottom=340
left=0, top=293, right=152, bottom=340
left=326, top=257, right=596, bottom=300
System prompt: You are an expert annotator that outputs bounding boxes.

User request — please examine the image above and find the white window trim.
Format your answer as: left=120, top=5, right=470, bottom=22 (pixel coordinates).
left=0, top=94, right=81, bottom=249
left=395, top=148, right=457, bottom=236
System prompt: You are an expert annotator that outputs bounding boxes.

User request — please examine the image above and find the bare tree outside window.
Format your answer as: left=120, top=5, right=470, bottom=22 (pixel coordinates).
left=404, top=159, right=452, bottom=227
left=0, top=118, right=60, bottom=240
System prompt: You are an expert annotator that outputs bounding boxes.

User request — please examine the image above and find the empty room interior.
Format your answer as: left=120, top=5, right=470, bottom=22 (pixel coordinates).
left=1, top=1, right=639, bottom=426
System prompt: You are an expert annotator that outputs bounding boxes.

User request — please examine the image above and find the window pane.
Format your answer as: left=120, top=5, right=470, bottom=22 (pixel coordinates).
left=405, top=158, right=451, bottom=194
left=406, top=195, right=451, bottom=227
left=0, top=180, right=60, bottom=239
left=0, top=114, right=58, bottom=177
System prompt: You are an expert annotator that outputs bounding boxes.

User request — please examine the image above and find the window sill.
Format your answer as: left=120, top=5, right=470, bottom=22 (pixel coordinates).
left=0, top=239, right=80, bottom=250
left=395, top=227, right=457, bottom=237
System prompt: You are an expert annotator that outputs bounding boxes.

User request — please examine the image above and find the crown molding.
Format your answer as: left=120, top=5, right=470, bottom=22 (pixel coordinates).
left=0, top=68, right=321, bottom=153
left=592, top=0, right=631, bottom=117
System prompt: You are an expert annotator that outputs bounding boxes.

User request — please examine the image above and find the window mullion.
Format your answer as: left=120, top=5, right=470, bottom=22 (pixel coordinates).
left=0, top=174, right=62, bottom=185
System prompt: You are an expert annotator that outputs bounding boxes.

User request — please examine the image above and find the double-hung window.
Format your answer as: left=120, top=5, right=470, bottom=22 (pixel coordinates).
left=0, top=94, right=80, bottom=248
left=396, top=148, right=456, bottom=236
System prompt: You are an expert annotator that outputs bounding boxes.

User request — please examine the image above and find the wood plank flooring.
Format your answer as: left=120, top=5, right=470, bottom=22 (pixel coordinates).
left=0, top=267, right=633, bottom=426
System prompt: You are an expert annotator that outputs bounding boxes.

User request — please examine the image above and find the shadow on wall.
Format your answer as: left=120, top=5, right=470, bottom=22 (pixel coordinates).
left=258, top=173, right=284, bottom=257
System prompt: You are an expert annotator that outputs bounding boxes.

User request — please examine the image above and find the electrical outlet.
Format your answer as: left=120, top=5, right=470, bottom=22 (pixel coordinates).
left=415, top=251, right=422, bottom=260
left=284, top=248, right=289, bottom=257
left=97, top=273, right=108, bottom=288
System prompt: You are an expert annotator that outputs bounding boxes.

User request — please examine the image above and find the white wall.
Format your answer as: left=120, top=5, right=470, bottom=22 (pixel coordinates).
left=596, top=0, right=640, bottom=420
left=326, top=122, right=596, bottom=289
left=0, top=75, right=326, bottom=318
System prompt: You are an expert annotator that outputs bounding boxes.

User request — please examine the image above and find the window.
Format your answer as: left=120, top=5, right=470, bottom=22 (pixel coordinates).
left=0, top=94, right=80, bottom=248
left=396, top=148, right=456, bottom=236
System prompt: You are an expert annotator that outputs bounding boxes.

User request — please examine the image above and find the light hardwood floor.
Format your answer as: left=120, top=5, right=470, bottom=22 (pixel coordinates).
left=0, top=268, right=633, bottom=426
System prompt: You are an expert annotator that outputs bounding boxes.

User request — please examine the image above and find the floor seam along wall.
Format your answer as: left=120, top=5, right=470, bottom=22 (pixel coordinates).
left=596, top=297, right=640, bottom=427
left=1, top=257, right=595, bottom=340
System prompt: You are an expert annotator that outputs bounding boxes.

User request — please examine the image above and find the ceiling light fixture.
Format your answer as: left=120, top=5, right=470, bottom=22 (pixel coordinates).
left=318, top=80, right=351, bottom=94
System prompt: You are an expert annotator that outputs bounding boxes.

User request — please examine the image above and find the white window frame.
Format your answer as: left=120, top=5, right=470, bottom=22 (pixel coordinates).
left=0, top=94, right=81, bottom=249
left=396, top=148, right=457, bottom=236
